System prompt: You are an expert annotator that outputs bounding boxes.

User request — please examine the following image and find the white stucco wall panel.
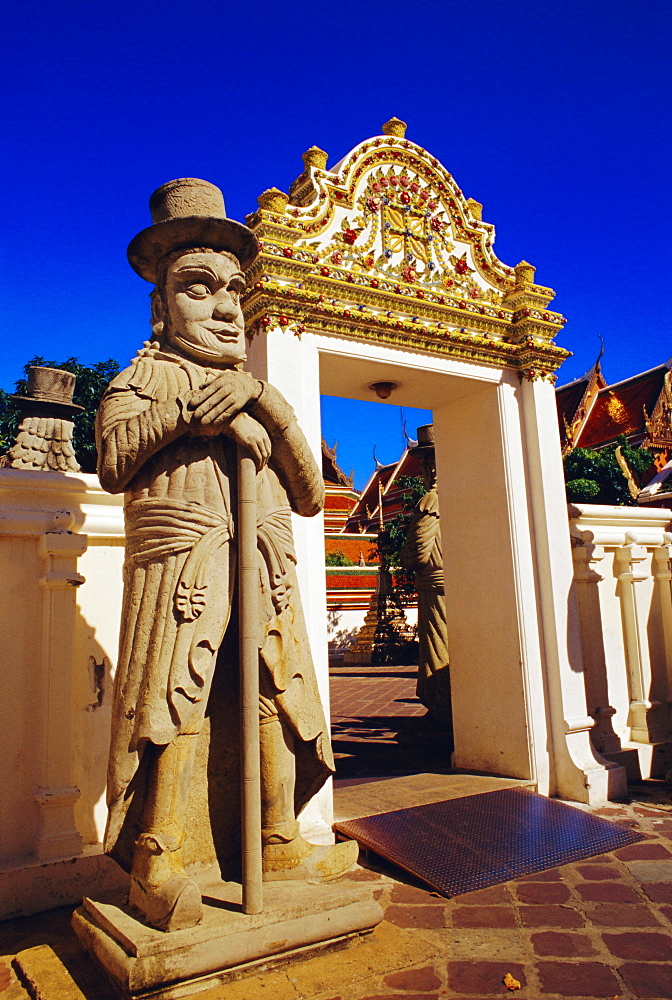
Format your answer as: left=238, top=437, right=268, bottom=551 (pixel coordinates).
left=0, top=535, right=42, bottom=861
left=0, top=470, right=124, bottom=868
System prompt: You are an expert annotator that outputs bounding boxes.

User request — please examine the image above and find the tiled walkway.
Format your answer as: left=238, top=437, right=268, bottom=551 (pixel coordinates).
left=2, top=663, right=672, bottom=999
left=343, top=800, right=672, bottom=999
left=330, top=662, right=427, bottom=723
left=329, top=661, right=451, bottom=778
left=325, top=659, right=672, bottom=999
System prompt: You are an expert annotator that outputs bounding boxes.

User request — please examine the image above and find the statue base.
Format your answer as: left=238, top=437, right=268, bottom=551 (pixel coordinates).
left=72, top=873, right=383, bottom=999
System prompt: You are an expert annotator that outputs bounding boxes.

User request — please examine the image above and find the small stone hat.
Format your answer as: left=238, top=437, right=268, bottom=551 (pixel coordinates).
left=127, top=177, right=259, bottom=282
left=414, top=424, right=435, bottom=449
left=12, top=366, right=84, bottom=414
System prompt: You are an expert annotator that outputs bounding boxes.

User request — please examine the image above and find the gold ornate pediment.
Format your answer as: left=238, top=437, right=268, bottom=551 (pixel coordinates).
left=644, top=369, right=672, bottom=450
left=242, top=122, right=568, bottom=378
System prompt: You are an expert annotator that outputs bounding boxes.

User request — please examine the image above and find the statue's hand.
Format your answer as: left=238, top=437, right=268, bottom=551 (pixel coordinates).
left=188, top=371, right=262, bottom=428
left=226, top=412, right=271, bottom=470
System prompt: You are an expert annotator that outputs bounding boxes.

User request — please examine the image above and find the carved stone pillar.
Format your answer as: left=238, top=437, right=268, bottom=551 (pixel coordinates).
left=35, top=509, right=87, bottom=860
left=615, top=543, right=665, bottom=744
left=572, top=542, right=620, bottom=753
left=652, top=543, right=672, bottom=735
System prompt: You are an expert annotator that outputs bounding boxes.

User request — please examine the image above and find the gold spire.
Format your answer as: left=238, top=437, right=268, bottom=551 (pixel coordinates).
left=514, top=260, right=536, bottom=288
left=381, top=117, right=407, bottom=138
left=302, top=146, right=328, bottom=170
left=257, top=188, right=289, bottom=214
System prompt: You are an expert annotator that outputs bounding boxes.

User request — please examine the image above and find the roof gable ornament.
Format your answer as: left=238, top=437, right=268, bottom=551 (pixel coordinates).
left=557, top=340, right=609, bottom=454
left=243, top=121, right=569, bottom=380
left=644, top=369, right=672, bottom=453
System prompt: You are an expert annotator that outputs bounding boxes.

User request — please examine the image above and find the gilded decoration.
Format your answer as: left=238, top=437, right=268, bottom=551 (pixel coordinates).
left=644, top=369, right=672, bottom=452
left=242, top=123, right=568, bottom=376
left=302, top=146, right=329, bottom=170
left=381, top=117, right=407, bottom=138
left=519, top=367, right=559, bottom=385
left=257, top=188, right=289, bottom=214
left=605, top=393, right=629, bottom=425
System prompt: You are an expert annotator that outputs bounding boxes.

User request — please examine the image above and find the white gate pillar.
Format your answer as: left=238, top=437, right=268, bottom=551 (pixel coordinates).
left=517, top=376, right=626, bottom=802
left=434, top=377, right=546, bottom=789
left=434, top=373, right=625, bottom=804
left=245, top=327, right=333, bottom=843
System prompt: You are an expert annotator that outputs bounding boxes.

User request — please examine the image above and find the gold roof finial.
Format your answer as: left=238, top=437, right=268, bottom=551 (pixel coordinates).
left=257, top=188, right=289, bottom=214
left=381, top=117, right=407, bottom=138
left=466, top=198, right=483, bottom=221
left=514, top=260, right=536, bottom=288
left=302, top=146, right=328, bottom=170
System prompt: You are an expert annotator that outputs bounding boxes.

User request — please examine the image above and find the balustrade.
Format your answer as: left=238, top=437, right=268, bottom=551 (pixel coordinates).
left=570, top=504, right=672, bottom=780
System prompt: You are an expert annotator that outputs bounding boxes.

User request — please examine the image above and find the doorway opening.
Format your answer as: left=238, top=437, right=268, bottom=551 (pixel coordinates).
left=321, top=394, right=445, bottom=782
left=316, top=361, right=535, bottom=826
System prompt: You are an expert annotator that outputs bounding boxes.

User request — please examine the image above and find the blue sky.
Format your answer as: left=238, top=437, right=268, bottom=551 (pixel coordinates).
left=1, top=1, right=670, bottom=488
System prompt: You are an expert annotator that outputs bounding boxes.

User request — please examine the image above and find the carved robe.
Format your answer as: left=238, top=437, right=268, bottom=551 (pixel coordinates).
left=96, top=351, right=333, bottom=864
left=400, top=487, right=452, bottom=724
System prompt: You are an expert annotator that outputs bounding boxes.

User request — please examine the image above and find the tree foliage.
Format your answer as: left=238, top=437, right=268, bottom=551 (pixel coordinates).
left=374, top=474, right=427, bottom=601
left=325, top=549, right=355, bottom=566
left=0, top=356, right=120, bottom=473
left=563, top=437, right=653, bottom=506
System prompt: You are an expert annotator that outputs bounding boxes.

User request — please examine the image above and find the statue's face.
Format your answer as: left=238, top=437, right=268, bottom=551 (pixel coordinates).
left=421, top=454, right=437, bottom=491
left=163, top=251, right=246, bottom=366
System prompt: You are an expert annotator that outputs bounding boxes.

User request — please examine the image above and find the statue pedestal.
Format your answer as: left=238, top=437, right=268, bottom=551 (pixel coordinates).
left=72, top=875, right=383, bottom=999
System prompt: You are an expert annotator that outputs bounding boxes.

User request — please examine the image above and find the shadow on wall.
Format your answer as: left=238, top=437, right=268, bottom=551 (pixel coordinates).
left=72, top=609, right=115, bottom=848
left=0, top=470, right=123, bottom=867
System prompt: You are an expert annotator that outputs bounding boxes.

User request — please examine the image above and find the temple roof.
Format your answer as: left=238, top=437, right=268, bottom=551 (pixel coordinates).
left=556, top=375, right=591, bottom=430
left=556, top=363, right=607, bottom=452
left=579, top=364, right=669, bottom=449
left=321, top=438, right=354, bottom=487
left=345, top=447, right=425, bottom=532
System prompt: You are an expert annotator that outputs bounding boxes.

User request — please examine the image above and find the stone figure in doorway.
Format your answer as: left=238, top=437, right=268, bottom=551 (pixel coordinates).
left=400, top=424, right=452, bottom=727
left=96, top=178, right=357, bottom=932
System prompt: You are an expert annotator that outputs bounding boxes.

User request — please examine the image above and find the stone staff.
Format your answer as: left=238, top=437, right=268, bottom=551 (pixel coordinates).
left=238, top=445, right=263, bottom=913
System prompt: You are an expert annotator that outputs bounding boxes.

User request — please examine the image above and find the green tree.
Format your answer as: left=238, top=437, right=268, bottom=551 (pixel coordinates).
left=374, top=474, right=427, bottom=602
left=325, top=549, right=355, bottom=566
left=564, top=437, right=653, bottom=506
left=0, top=356, right=120, bottom=473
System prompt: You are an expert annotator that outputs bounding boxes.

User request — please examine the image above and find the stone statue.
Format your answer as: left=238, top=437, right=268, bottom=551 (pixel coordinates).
left=399, top=425, right=452, bottom=727
left=96, top=178, right=356, bottom=932
left=7, top=366, right=82, bottom=471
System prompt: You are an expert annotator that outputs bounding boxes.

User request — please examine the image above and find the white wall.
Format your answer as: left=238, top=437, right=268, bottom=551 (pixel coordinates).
left=0, top=469, right=126, bottom=916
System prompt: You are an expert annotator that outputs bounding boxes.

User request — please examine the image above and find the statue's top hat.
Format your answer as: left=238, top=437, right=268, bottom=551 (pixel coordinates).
left=414, top=424, right=435, bottom=449
left=12, top=366, right=84, bottom=414
left=127, top=178, right=259, bottom=282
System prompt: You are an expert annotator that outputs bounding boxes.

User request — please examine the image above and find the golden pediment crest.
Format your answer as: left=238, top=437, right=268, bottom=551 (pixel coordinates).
left=243, top=123, right=568, bottom=374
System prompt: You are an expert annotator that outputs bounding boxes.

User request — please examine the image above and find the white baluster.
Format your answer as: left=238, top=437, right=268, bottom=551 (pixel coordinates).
left=615, top=543, right=663, bottom=743
left=572, top=542, right=620, bottom=753
left=34, top=510, right=86, bottom=860
left=652, top=542, right=672, bottom=737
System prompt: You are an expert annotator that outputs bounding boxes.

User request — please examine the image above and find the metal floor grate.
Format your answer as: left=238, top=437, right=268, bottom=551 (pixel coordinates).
left=335, top=786, right=643, bottom=897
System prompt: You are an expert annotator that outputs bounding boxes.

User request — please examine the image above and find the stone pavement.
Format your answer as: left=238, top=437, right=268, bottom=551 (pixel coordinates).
left=329, top=661, right=452, bottom=778
left=1, top=662, right=672, bottom=999
left=330, top=661, right=426, bottom=725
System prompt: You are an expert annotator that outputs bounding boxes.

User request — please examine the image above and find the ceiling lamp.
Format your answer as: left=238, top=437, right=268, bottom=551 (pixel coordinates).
left=369, top=381, right=399, bottom=400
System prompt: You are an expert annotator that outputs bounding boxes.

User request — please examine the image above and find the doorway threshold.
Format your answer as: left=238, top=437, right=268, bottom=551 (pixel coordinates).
left=333, top=771, right=535, bottom=824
